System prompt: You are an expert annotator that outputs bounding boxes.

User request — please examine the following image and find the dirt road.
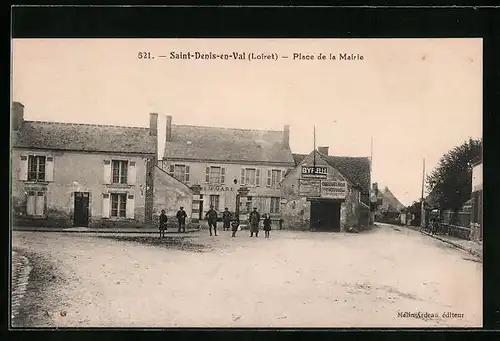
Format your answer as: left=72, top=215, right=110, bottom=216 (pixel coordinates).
left=11, top=224, right=482, bottom=328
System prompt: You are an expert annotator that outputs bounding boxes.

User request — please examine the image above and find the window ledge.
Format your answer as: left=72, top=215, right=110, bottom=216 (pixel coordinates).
left=106, top=184, right=133, bottom=188
left=102, top=217, right=135, bottom=221
left=23, top=180, right=49, bottom=185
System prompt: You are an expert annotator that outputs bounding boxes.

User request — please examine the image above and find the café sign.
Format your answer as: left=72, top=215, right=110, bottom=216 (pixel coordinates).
left=321, top=180, right=347, bottom=199
left=301, top=166, right=328, bottom=179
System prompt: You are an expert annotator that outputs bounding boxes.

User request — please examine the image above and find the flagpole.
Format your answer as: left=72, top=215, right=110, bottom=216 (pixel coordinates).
left=313, top=125, right=316, bottom=172
left=420, top=158, right=426, bottom=228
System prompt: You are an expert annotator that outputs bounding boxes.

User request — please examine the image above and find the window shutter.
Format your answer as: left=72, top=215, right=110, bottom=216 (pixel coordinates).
left=186, top=165, right=190, bottom=182
left=45, top=156, right=54, bottom=182
left=266, top=170, right=272, bottom=187
left=169, top=165, right=174, bottom=175
left=128, top=161, right=137, bottom=185
left=126, top=194, right=135, bottom=219
left=102, top=193, right=110, bottom=218
left=103, top=160, right=111, bottom=184
left=19, top=155, right=28, bottom=181
left=205, top=167, right=210, bottom=183
left=241, top=169, right=245, bottom=185
left=256, top=169, right=261, bottom=186
left=221, top=167, right=226, bottom=184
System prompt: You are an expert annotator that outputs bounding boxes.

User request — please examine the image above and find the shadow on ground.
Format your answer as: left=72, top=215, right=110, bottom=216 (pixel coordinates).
left=99, top=236, right=213, bottom=253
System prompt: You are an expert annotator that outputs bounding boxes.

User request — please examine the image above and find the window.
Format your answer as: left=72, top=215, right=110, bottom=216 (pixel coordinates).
left=26, top=190, right=45, bottom=216
left=270, top=170, right=282, bottom=188
left=111, top=193, right=127, bottom=217
left=209, top=195, right=220, bottom=211
left=112, top=160, right=128, bottom=184
left=245, top=168, right=256, bottom=186
left=28, top=156, right=46, bottom=181
left=270, top=197, right=280, bottom=214
left=173, top=164, right=190, bottom=182
left=206, top=166, right=225, bottom=184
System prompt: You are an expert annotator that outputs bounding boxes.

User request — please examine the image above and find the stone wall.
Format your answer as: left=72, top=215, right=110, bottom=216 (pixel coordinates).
left=12, top=149, right=152, bottom=228
left=279, top=156, right=362, bottom=231
left=153, top=166, right=193, bottom=226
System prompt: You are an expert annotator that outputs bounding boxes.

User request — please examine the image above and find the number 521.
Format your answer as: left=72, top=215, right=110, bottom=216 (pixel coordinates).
left=138, top=52, right=153, bottom=59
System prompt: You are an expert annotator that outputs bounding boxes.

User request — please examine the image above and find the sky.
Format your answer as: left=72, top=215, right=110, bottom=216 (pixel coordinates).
left=12, top=38, right=482, bottom=206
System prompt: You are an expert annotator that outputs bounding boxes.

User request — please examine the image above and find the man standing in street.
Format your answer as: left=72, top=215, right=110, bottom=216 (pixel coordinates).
left=249, top=207, right=261, bottom=237
left=176, top=206, right=187, bottom=233
left=205, top=205, right=218, bottom=236
left=222, top=207, right=232, bottom=231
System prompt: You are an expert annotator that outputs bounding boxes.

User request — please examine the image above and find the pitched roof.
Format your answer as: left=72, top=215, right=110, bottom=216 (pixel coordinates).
left=293, top=153, right=308, bottom=165
left=12, top=121, right=156, bottom=154
left=323, top=155, right=371, bottom=194
left=381, top=187, right=406, bottom=211
left=292, top=152, right=371, bottom=194
left=163, top=125, right=295, bottom=165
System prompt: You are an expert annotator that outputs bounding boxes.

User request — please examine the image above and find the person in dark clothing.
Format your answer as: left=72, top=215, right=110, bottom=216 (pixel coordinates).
left=205, top=205, right=218, bottom=236
left=159, top=209, right=168, bottom=238
left=222, top=207, right=232, bottom=231
left=279, top=218, right=284, bottom=230
left=263, top=213, right=272, bottom=238
left=249, top=207, right=261, bottom=237
left=231, top=214, right=240, bottom=237
left=176, top=206, right=187, bottom=233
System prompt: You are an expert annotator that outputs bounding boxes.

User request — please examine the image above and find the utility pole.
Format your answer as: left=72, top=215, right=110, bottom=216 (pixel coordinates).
left=313, top=125, right=316, bottom=172
left=420, top=158, right=426, bottom=228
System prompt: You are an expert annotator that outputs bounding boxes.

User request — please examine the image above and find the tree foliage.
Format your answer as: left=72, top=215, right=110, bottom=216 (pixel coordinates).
left=426, top=138, right=481, bottom=211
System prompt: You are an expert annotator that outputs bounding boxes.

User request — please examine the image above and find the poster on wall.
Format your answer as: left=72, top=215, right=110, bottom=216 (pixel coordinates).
left=299, top=179, right=321, bottom=197
left=321, top=180, right=347, bottom=199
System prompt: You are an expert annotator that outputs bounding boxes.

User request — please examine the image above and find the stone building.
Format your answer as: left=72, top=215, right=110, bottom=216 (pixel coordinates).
left=158, top=115, right=295, bottom=220
left=280, top=147, right=371, bottom=232
left=11, top=102, right=191, bottom=228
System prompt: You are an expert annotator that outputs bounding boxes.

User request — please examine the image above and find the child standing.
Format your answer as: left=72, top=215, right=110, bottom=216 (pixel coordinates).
left=263, top=214, right=272, bottom=238
left=231, top=214, right=240, bottom=237
left=159, top=209, right=168, bottom=238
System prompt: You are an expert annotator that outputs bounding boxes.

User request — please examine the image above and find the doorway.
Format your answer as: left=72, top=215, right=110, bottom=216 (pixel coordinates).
left=310, top=200, right=341, bottom=232
left=74, top=192, right=90, bottom=227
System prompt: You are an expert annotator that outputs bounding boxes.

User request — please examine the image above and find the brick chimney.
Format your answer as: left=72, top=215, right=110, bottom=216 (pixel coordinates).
left=149, top=113, right=158, bottom=136
left=166, top=115, right=172, bottom=142
left=283, top=124, right=290, bottom=149
left=318, top=146, right=329, bottom=155
left=11, top=102, right=25, bottom=131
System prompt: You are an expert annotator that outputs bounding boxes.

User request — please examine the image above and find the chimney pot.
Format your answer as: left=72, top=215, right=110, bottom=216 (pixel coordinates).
left=11, top=102, right=25, bottom=131
left=149, top=113, right=158, bottom=136
left=318, top=146, right=329, bottom=156
left=166, top=115, right=172, bottom=142
left=283, top=124, right=290, bottom=149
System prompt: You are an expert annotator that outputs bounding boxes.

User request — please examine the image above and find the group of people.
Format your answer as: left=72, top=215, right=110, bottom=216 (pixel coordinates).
left=158, top=206, right=187, bottom=238
left=205, top=205, right=273, bottom=238
left=159, top=205, right=273, bottom=238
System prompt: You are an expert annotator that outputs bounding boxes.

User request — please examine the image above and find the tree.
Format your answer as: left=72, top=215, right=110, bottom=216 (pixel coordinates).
left=426, top=138, right=481, bottom=221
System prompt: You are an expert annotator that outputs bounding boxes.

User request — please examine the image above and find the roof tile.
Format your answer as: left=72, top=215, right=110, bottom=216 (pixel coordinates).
left=12, top=121, right=156, bottom=154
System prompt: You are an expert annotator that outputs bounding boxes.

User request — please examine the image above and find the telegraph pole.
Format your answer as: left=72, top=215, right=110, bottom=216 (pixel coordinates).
left=420, top=158, right=426, bottom=228
left=313, top=125, right=316, bottom=173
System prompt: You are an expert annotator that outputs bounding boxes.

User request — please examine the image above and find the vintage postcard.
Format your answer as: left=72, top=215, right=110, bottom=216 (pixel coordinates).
left=11, top=38, right=482, bottom=328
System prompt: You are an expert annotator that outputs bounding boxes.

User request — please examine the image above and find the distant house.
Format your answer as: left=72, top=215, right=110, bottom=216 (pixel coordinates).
left=158, top=116, right=295, bottom=220
left=11, top=102, right=158, bottom=228
left=281, top=147, right=371, bottom=231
